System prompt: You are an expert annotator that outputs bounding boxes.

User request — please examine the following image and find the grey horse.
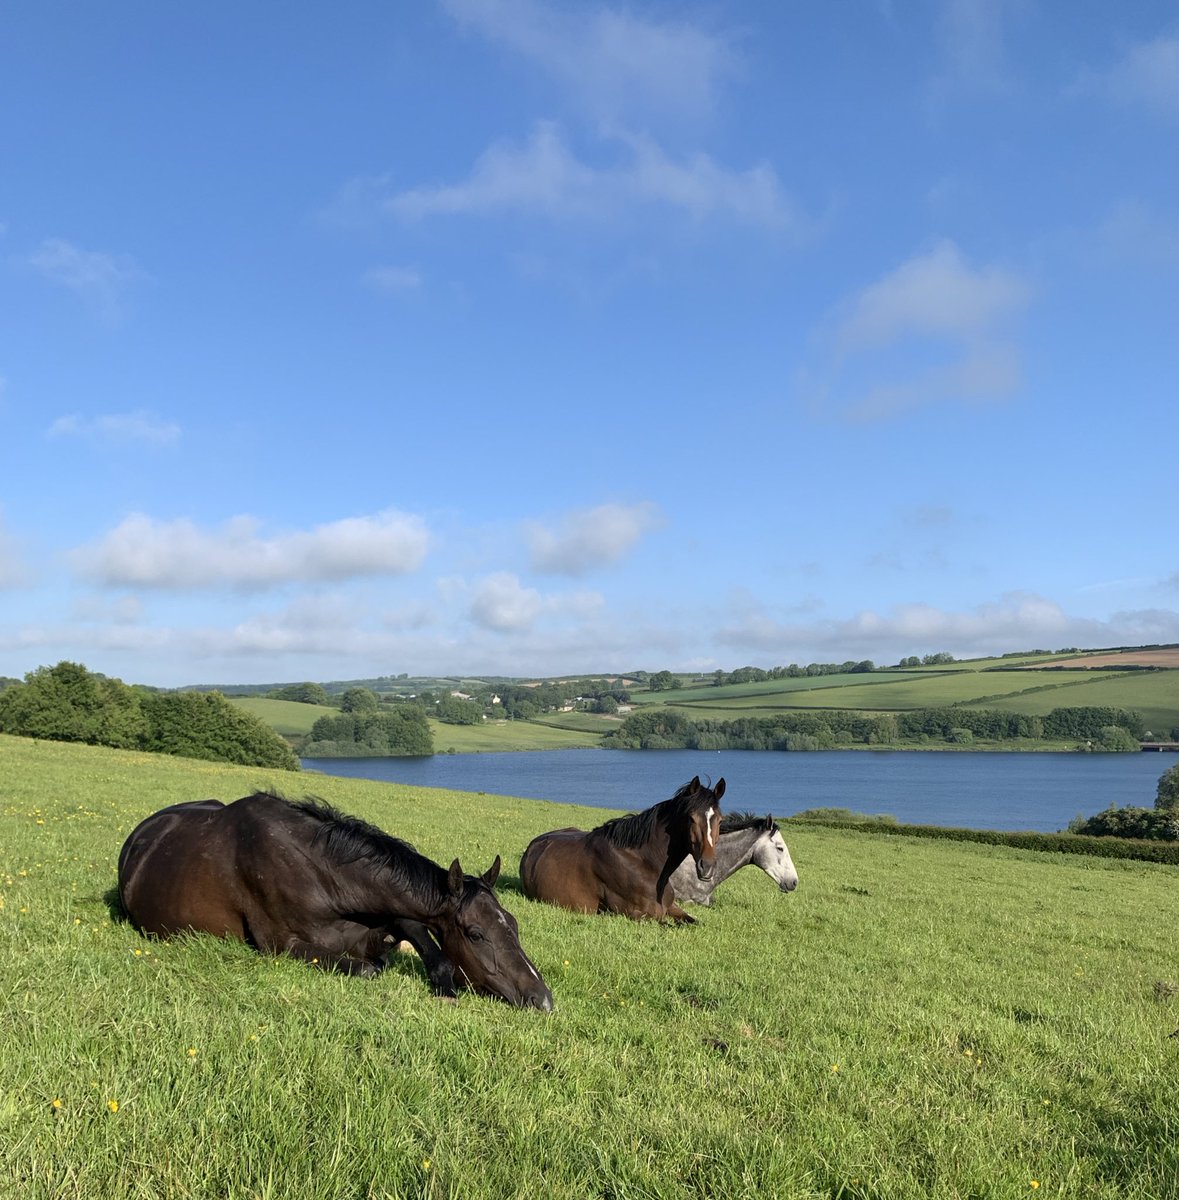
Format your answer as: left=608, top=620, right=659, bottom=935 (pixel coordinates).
left=668, top=812, right=798, bottom=906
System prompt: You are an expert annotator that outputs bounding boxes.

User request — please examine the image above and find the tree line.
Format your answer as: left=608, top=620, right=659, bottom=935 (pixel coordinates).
left=0, top=661, right=299, bottom=770
left=604, top=704, right=1147, bottom=752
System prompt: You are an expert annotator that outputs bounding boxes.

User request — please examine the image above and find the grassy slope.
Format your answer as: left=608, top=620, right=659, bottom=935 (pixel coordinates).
left=3, top=734, right=1178, bottom=1199
left=230, top=696, right=331, bottom=736
left=426, top=717, right=603, bottom=753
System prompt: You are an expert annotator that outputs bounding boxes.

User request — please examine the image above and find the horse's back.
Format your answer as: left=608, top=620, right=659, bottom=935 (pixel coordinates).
left=118, top=799, right=246, bottom=939
left=519, top=827, right=605, bottom=913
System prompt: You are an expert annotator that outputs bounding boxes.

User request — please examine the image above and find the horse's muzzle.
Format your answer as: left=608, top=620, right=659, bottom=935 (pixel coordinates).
left=696, top=857, right=717, bottom=882
left=527, top=988, right=555, bottom=1013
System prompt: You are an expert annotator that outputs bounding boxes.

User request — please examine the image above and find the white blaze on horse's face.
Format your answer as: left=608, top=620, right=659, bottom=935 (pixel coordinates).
left=755, top=829, right=799, bottom=892
left=692, top=805, right=720, bottom=881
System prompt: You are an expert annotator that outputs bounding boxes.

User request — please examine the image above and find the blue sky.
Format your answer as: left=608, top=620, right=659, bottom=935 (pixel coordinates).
left=2, top=1, right=1178, bottom=688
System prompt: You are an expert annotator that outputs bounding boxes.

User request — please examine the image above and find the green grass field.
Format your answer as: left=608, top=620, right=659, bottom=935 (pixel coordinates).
left=426, top=717, right=603, bottom=753
left=230, top=696, right=331, bottom=736
left=3, top=733, right=1178, bottom=1198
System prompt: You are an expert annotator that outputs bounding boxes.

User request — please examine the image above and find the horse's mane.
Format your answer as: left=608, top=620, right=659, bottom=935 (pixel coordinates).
left=720, top=811, right=777, bottom=835
left=594, top=779, right=718, bottom=849
left=288, top=796, right=445, bottom=897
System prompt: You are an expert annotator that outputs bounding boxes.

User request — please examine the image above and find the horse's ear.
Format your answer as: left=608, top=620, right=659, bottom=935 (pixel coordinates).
left=688, top=775, right=701, bottom=793
left=448, top=858, right=465, bottom=899
left=714, top=778, right=726, bottom=801
left=764, top=812, right=773, bottom=829
left=482, top=855, right=502, bottom=888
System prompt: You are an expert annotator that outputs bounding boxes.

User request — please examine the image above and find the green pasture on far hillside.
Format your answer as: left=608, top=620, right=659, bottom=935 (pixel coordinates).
left=2, top=733, right=1178, bottom=1199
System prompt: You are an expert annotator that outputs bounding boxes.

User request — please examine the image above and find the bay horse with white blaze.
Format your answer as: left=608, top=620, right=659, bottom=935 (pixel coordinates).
left=519, top=777, right=724, bottom=923
left=117, top=793, right=553, bottom=1010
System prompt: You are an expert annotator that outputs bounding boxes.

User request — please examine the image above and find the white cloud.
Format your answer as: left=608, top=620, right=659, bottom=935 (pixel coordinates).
left=833, top=240, right=1028, bottom=354
left=28, top=237, right=143, bottom=320
left=440, top=0, right=736, bottom=126
left=469, top=571, right=546, bottom=632
left=807, top=240, right=1030, bottom=421
left=839, top=345, right=1022, bottom=422
left=528, top=501, right=663, bottom=575
left=468, top=571, right=604, bottom=633
left=49, top=410, right=181, bottom=447
left=384, top=122, right=799, bottom=231
left=71, top=510, right=430, bottom=590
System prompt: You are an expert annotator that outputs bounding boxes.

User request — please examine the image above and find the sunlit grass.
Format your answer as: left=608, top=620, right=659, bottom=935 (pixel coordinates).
left=3, top=733, right=1178, bottom=1199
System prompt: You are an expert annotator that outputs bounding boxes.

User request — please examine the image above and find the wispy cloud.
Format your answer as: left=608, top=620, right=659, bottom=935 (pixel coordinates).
left=716, top=591, right=1179, bottom=664
left=27, top=237, right=143, bottom=321
left=527, top=501, right=664, bottom=576
left=72, top=510, right=430, bottom=590
left=1094, top=199, right=1179, bottom=267
left=440, top=0, right=736, bottom=126
left=805, top=239, right=1031, bottom=421
left=49, top=410, right=181, bottom=447
left=932, top=0, right=1020, bottom=97
left=1091, top=34, right=1179, bottom=120
left=0, top=511, right=29, bottom=589
left=362, top=265, right=422, bottom=292
left=384, top=121, right=798, bottom=231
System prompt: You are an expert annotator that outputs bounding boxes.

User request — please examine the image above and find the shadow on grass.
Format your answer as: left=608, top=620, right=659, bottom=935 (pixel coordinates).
left=103, top=885, right=129, bottom=924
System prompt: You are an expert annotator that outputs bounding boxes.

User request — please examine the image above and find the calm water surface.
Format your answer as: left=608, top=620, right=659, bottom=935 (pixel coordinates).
left=301, top=748, right=1174, bottom=833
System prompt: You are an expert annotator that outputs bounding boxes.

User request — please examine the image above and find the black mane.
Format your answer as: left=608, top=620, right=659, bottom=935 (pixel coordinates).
left=289, top=796, right=445, bottom=898
left=595, top=780, right=719, bottom=849
left=719, top=811, right=777, bottom=835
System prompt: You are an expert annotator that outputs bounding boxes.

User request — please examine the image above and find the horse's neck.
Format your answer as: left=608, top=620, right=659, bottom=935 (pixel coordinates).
left=339, top=852, right=450, bottom=924
left=710, top=827, right=762, bottom=885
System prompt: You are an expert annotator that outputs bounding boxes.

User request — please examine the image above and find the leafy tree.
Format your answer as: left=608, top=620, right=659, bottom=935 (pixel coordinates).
left=304, top=706, right=432, bottom=757
left=646, top=670, right=681, bottom=692
left=1095, top=726, right=1140, bottom=752
left=436, top=696, right=482, bottom=725
left=1157, top=763, right=1179, bottom=813
left=270, top=682, right=330, bottom=705
left=340, top=687, right=379, bottom=713
left=1069, top=806, right=1179, bottom=841
left=141, top=692, right=299, bottom=769
left=0, top=661, right=146, bottom=749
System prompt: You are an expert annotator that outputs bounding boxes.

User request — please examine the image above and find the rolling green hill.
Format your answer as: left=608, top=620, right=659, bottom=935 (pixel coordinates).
left=227, top=647, right=1179, bottom=755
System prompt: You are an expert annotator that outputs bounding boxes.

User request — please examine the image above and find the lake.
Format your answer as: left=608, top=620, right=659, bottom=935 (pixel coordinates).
left=301, top=748, right=1175, bottom=833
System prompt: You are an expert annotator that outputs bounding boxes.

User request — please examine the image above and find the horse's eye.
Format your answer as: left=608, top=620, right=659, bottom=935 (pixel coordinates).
left=468, top=928, right=484, bottom=942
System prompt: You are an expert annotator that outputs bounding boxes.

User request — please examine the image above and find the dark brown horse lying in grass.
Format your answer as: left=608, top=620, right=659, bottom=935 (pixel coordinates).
left=518, top=777, right=724, bottom=923
left=118, top=792, right=553, bottom=1010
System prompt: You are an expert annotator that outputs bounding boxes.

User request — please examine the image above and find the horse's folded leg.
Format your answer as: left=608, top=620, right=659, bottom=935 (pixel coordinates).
left=389, top=920, right=458, bottom=998
left=285, top=938, right=380, bottom=976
